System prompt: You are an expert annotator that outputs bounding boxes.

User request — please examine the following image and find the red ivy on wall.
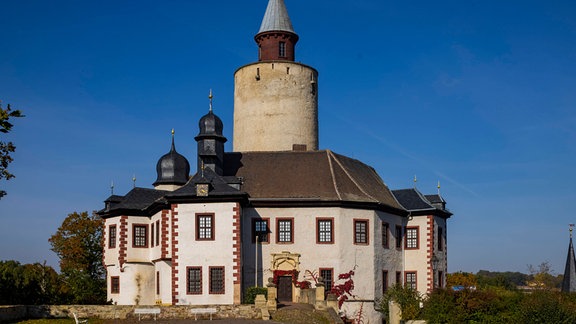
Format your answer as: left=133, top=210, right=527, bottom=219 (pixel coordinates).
left=330, top=270, right=356, bottom=309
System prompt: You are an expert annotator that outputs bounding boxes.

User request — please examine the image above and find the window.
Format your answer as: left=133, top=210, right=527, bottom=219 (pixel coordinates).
left=187, top=267, right=202, bottom=294
left=111, top=276, right=120, bottom=294
left=209, top=267, right=225, bottom=294
left=383, top=270, right=389, bottom=293
left=405, top=272, right=417, bottom=290
left=279, top=42, right=286, bottom=57
left=354, top=219, right=368, bottom=244
left=395, top=225, right=403, bottom=248
left=253, top=218, right=270, bottom=243
left=405, top=227, right=419, bottom=249
left=382, top=222, right=389, bottom=248
left=320, top=268, right=334, bottom=293
left=196, top=214, right=214, bottom=240
left=396, top=271, right=402, bottom=285
left=156, top=271, right=160, bottom=295
left=108, top=225, right=116, bottom=249
left=277, top=218, right=293, bottom=243
left=151, top=223, right=155, bottom=247
left=133, top=224, right=147, bottom=247
left=438, top=227, right=444, bottom=251
left=438, top=271, right=444, bottom=288
left=156, top=220, right=160, bottom=246
left=317, top=218, right=334, bottom=243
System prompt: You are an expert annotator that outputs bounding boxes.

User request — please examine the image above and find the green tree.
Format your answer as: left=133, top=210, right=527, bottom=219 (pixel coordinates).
left=379, top=284, right=423, bottom=321
left=49, top=211, right=107, bottom=304
left=0, top=101, right=24, bottom=198
left=0, top=260, right=62, bottom=305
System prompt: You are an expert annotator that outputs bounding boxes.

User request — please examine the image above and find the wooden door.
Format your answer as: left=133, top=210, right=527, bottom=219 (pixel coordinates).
left=277, top=276, right=293, bottom=302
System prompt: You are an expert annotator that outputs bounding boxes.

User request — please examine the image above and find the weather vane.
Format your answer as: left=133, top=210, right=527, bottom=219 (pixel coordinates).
left=570, top=224, right=575, bottom=238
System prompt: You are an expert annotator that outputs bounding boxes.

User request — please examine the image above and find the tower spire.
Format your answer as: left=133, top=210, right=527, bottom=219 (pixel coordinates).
left=255, top=0, right=299, bottom=61
left=562, top=224, right=576, bottom=292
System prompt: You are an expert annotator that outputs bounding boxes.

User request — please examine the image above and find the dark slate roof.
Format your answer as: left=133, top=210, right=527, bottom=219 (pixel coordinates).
left=223, top=150, right=405, bottom=213
left=392, top=188, right=452, bottom=217
left=153, top=136, right=190, bottom=186
left=167, top=168, right=244, bottom=199
left=562, top=237, right=576, bottom=292
left=99, top=188, right=169, bottom=217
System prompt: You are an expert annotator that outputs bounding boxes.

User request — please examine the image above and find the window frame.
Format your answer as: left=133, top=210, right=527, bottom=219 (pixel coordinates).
left=279, top=41, right=286, bottom=57
left=108, top=225, right=117, bottom=249
left=405, top=226, right=419, bottom=250
left=319, top=268, right=334, bottom=293
left=133, top=224, right=148, bottom=248
left=209, top=266, right=225, bottom=294
left=405, top=271, right=417, bottom=290
left=276, top=218, right=294, bottom=244
left=382, top=222, right=389, bottom=249
left=395, top=225, right=403, bottom=249
left=111, top=276, right=120, bottom=294
left=156, top=271, right=160, bottom=295
left=187, top=266, right=202, bottom=295
left=438, top=227, right=444, bottom=251
left=353, top=219, right=369, bottom=245
left=156, top=220, right=160, bottom=247
left=252, top=218, right=270, bottom=243
left=383, top=270, right=389, bottom=294
left=396, top=271, right=402, bottom=285
left=316, top=218, right=334, bottom=244
left=151, top=222, right=155, bottom=247
left=196, top=213, right=215, bottom=241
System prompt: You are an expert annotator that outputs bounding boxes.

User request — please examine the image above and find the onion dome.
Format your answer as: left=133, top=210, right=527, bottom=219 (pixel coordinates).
left=153, top=130, right=190, bottom=186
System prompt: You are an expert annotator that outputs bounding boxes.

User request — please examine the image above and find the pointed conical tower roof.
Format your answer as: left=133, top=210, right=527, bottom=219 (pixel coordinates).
left=255, top=0, right=299, bottom=61
left=562, top=227, right=576, bottom=292
left=258, top=0, right=295, bottom=34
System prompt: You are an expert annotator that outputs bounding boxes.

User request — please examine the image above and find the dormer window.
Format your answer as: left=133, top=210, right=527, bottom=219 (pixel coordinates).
left=279, top=42, right=286, bottom=57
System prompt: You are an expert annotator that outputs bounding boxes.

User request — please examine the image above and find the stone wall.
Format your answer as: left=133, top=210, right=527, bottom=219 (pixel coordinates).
left=0, top=304, right=260, bottom=322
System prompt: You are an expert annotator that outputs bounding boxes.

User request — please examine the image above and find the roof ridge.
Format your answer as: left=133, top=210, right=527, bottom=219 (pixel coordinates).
left=325, top=150, right=342, bottom=200
left=328, top=150, right=378, bottom=202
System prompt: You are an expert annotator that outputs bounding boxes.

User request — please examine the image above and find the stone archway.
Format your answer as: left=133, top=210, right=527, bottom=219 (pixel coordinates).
left=270, top=251, right=300, bottom=302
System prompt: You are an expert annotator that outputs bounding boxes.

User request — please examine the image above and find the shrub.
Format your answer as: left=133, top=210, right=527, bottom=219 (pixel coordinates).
left=243, top=286, right=268, bottom=304
left=379, top=284, right=422, bottom=321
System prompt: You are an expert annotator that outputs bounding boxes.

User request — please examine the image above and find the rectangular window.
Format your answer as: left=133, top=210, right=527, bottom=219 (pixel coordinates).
left=277, top=218, right=293, bottom=243
left=438, top=270, right=444, bottom=288
left=209, top=267, right=225, bottom=294
left=196, top=214, right=214, bottom=240
left=253, top=218, right=270, bottom=243
left=395, top=225, right=403, bottom=248
left=405, top=272, right=417, bottom=290
left=383, top=270, right=389, bottom=294
left=133, top=224, right=148, bottom=247
left=108, top=225, right=117, bottom=249
left=405, top=227, right=419, bottom=249
left=111, top=276, right=120, bottom=294
left=354, top=219, right=368, bottom=244
left=156, top=271, right=160, bottom=295
left=151, top=223, right=155, bottom=247
left=317, top=218, right=334, bottom=244
left=396, top=271, right=402, bottom=285
left=320, top=268, right=334, bottom=293
left=438, top=227, right=444, bottom=251
left=187, top=267, right=202, bottom=294
left=156, top=220, right=160, bottom=246
left=279, top=42, right=286, bottom=57
left=382, top=222, right=389, bottom=249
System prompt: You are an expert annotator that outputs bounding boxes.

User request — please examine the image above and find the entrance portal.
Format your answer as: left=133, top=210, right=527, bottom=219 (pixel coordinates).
left=277, top=276, right=293, bottom=302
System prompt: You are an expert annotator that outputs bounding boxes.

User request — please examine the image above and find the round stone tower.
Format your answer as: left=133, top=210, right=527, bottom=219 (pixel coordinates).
left=233, top=0, right=318, bottom=152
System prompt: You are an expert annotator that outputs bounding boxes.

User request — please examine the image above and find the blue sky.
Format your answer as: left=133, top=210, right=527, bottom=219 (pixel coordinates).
left=1, top=0, right=575, bottom=274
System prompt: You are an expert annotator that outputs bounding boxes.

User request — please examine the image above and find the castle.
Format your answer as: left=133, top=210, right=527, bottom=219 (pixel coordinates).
left=98, top=0, right=452, bottom=321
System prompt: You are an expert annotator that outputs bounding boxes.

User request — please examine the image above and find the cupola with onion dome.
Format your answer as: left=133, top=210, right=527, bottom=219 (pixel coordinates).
left=195, top=90, right=227, bottom=176
left=153, top=130, right=190, bottom=191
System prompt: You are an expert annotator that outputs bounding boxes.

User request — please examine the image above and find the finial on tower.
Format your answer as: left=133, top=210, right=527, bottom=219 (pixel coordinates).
left=132, top=174, right=136, bottom=188
left=209, top=89, right=213, bottom=112
left=571, top=224, right=575, bottom=239
left=413, top=175, right=417, bottom=188
left=437, top=180, right=441, bottom=195
left=111, top=180, right=114, bottom=195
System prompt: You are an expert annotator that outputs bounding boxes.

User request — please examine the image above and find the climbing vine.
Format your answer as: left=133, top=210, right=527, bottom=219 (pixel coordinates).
left=330, top=270, right=356, bottom=309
